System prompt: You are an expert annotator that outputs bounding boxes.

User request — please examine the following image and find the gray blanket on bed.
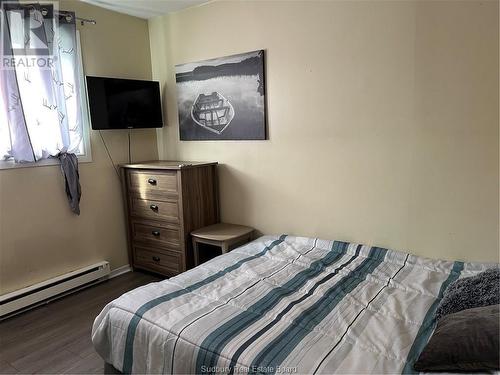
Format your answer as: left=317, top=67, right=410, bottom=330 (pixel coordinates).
left=436, top=267, right=500, bottom=321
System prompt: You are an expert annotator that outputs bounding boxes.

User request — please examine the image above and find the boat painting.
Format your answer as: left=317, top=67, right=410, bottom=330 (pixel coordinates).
left=175, top=50, right=266, bottom=140
left=190, top=92, right=235, bottom=135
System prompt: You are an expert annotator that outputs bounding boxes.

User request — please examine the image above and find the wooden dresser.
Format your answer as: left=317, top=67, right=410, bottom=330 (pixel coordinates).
left=120, top=161, right=219, bottom=276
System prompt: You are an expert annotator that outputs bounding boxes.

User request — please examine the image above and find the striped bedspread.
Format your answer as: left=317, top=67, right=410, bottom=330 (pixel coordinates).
left=92, top=235, right=494, bottom=374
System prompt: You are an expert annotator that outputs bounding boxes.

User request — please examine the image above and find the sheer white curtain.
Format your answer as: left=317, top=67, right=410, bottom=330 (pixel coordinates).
left=0, top=3, right=83, bottom=163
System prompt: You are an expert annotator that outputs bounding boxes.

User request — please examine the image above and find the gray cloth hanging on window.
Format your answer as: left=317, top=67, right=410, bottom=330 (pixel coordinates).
left=58, top=153, right=81, bottom=215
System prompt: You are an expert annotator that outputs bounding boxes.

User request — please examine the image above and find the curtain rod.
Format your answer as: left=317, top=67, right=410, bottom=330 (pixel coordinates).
left=15, top=5, right=97, bottom=26
left=41, top=8, right=97, bottom=25
left=75, top=17, right=96, bottom=25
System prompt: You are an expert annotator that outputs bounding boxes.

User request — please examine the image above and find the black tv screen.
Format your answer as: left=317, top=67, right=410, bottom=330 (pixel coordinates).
left=86, top=76, right=163, bottom=129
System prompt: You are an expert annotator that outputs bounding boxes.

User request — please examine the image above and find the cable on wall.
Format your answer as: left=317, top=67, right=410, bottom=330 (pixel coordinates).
left=98, top=130, right=120, bottom=178
left=128, top=129, right=132, bottom=164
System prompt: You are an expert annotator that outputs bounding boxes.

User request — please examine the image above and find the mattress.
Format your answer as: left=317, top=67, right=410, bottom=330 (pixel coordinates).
left=92, top=235, right=493, bottom=374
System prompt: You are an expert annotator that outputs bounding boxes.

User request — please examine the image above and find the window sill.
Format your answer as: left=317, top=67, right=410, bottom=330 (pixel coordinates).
left=0, top=154, right=92, bottom=170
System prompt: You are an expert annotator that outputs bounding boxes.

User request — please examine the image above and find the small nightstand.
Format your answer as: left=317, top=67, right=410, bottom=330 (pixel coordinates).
left=191, top=223, right=254, bottom=266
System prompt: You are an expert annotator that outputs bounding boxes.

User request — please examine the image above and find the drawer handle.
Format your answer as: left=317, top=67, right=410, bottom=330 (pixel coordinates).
left=152, top=230, right=160, bottom=237
left=152, top=256, right=160, bottom=262
left=148, top=178, right=157, bottom=185
left=150, top=204, right=159, bottom=211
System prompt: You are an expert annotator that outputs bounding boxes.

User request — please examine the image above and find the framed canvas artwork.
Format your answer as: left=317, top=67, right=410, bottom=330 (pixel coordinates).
left=175, top=50, right=266, bottom=140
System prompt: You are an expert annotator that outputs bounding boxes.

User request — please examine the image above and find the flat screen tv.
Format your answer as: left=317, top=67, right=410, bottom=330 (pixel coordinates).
left=86, top=76, right=163, bottom=129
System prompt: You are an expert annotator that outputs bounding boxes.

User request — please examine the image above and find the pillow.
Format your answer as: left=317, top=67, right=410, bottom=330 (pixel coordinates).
left=435, top=267, right=499, bottom=321
left=414, top=304, right=499, bottom=372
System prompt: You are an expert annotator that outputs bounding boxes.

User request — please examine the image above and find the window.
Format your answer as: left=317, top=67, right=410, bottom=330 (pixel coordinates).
left=0, top=5, right=91, bottom=170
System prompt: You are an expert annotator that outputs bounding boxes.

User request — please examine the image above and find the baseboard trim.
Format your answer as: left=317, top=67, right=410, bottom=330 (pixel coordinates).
left=109, top=265, right=132, bottom=279
left=0, top=264, right=132, bottom=321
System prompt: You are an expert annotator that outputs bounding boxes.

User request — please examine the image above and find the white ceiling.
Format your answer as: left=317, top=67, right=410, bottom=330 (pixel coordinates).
left=81, top=0, right=210, bottom=19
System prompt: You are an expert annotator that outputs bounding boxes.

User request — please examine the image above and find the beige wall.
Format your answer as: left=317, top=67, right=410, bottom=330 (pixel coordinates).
left=0, top=0, right=158, bottom=294
left=149, top=0, right=499, bottom=263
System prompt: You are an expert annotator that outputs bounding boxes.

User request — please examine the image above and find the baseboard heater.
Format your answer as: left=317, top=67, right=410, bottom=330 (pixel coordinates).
left=0, top=261, right=110, bottom=319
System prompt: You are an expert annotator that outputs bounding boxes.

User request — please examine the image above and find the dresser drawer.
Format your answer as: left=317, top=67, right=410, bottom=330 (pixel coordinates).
left=133, top=245, right=182, bottom=276
left=128, top=170, right=178, bottom=198
left=131, top=220, right=181, bottom=249
left=130, top=196, right=179, bottom=223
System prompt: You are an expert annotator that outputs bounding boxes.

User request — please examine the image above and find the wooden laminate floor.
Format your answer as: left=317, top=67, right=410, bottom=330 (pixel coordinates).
left=0, top=272, right=160, bottom=374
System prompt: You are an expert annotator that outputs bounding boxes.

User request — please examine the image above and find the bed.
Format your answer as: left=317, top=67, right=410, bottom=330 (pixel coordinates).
left=92, top=235, right=493, bottom=374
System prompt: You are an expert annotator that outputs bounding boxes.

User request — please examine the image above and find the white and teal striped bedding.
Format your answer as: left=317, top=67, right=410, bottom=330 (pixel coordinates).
left=92, top=235, right=494, bottom=374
